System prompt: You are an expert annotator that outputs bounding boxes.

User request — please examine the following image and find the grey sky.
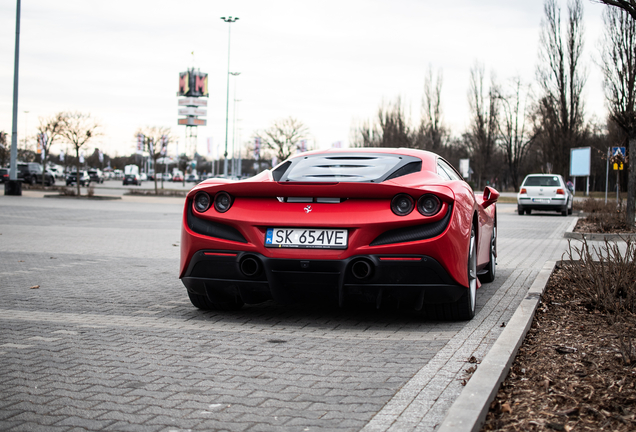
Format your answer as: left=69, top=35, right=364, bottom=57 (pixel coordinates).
left=0, top=0, right=608, bottom=159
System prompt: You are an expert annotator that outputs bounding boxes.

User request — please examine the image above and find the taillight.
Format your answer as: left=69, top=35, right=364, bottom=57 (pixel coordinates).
left=520, top=188, right=527, bottom=194
left=417, top=194, right=441, bottom=216
left=556, top=188, right=565, bottom=195
left=391, top=194, right=414, bottom=216
left=214, top=191, right=233, bottom=213
left=193, top=192, right=211, bottom=212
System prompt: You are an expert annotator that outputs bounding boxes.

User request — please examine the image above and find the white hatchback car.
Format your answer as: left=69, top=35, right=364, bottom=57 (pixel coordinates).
left=517, top=174, right=573, bottom=216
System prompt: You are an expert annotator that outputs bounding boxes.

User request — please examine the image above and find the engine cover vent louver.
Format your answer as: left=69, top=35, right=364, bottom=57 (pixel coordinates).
left=370, top=204, right=452, bottom=246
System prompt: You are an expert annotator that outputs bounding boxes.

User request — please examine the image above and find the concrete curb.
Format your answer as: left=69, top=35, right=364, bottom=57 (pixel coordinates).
left=564, top=231, right=636, bottom=241
left=436, top=260, right=556, bottom=432
left=43, top=194, right=122, bottom=200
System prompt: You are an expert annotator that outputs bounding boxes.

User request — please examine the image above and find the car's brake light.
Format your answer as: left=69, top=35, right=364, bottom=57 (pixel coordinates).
left=556, top=188, right=565, bottom=195
left=520, top=188, right=527, bottom=194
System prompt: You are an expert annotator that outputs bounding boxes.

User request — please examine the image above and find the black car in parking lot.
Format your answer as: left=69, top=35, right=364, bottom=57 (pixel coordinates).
left=0, top=168, right=8, bottom=183
left=17, top=162, right=55, bottom=186
left=123, top=173, right=142, bottom=186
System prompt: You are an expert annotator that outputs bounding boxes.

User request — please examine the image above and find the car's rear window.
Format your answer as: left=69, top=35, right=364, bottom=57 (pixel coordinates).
left=523, top=176, right=561, bottom=187
left=276, top=153, right=421, bottom=183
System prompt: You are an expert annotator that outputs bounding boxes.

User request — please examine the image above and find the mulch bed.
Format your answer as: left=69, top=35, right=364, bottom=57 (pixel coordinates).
left=574, top=218, right=636, bottom=235
left=482, top=266, right=636, bottom=431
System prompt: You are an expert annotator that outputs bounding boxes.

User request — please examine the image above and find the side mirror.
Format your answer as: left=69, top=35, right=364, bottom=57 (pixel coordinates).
left=482, top=186, right=499, bottom=208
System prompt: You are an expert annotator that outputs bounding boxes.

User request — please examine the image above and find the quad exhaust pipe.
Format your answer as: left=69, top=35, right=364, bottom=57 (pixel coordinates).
left=240, top=256, right=262, bottom=277
left=351, top=259, right=373, bottom=280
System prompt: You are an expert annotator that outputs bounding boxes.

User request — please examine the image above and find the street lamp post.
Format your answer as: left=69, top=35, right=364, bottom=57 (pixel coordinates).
left=221, top=16, right=239, bottom=178
left=229, top=72, right=241, bottom=178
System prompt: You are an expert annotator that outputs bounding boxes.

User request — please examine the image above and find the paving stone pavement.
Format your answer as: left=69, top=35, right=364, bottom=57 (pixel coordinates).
left=0, top=194, right=574, bottom=431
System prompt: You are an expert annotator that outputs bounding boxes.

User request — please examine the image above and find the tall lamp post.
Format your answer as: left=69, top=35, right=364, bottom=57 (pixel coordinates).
left=221, top=16, right=239, bottom=178
left=229, top=72, right=241, bottom=178
left=6, top=0, right=22, bottom=195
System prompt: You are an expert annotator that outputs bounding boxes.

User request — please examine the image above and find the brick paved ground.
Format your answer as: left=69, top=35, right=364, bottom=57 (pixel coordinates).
left=0, top=195, right=573, bottom=431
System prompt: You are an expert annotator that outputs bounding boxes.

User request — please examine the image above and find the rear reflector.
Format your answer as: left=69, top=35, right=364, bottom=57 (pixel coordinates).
left=379, top=257, right=422, bottom=261
left=204, top=252, right=237, bottom=257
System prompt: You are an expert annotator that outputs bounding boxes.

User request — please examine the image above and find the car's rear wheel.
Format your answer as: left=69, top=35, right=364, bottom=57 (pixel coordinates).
left=517, top=205, right=524, bottom=215
left=480, top=225, right=496, bottom=283
left=425, top=226, right=477, bottom=321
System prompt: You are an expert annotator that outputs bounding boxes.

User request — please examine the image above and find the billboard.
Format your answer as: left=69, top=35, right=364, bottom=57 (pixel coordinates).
left=570, top=147, right=591, bottom=177
left=177, top=69, right=208, bottom=97
left=178, top=118, right=207, bottom=126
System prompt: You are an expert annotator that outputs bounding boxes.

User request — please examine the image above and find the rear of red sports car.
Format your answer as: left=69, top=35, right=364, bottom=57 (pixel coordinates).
left=180, top=148, right=497, bottom=320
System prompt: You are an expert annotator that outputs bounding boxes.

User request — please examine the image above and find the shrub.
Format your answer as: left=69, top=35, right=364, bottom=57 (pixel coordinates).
left=562, top=237, right=636, bottom=363
left=574, top=198, right=632, bottom=233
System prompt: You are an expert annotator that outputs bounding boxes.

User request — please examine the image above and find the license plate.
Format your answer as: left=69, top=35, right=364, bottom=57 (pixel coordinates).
left=265, top=228, right=348, bottom=249
left=532, top=198, right=550, bottom=203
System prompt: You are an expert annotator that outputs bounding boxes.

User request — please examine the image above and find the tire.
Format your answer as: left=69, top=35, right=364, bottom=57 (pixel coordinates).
left=517, top=205, right=524, bottom=215
left=425, top=225, right=477, bottom=321
left=568, top=199, right=573, bottom=215
left=30, top=177, right=36, bottom=185
left=480, top=225, right=496, bottom=283
left=561, top=208, right=567, bottom=216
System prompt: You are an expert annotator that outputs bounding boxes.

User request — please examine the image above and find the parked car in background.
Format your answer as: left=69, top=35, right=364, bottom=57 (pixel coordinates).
left=87, top=169, right=104, bottom=184
left=517, top=174, right=573, bottom=216
left=123, top=173, right=142, bottom=186
left=139, top=173, right=148, bottom=181
left=173, top=172, right=184, bottom=182
left=17, top=162, right=55, bottom=186
left=186, top=173, right=200, bottom=183
left=162, top=173, right=172, bottom=181
left=0, top=168, right=8, bottom=183
left=66, top=170, right=91, bottom=186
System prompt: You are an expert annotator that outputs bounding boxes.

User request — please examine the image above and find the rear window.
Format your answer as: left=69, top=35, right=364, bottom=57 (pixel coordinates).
left=277, top=153, right=421, bottom=183
left=523, top=176, right=561, bottom=187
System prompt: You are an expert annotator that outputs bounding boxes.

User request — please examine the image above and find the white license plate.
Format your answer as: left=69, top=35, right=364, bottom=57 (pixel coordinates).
left=265, top=228, right=348, bottom=249
left=532, top=198, right=550, bottom=203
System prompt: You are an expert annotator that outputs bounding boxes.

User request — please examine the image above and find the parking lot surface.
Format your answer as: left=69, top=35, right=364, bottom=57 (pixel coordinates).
left=0, top=195, right=573, bottom=431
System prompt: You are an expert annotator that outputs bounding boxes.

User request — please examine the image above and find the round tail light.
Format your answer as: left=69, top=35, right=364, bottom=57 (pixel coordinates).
left=193, top=192, right=211, bottom=212
left=391, top=194, right=414, bottom=216
left=214, top=191, right=233, bottom=213
left=417, top=194, right=441, bottom=216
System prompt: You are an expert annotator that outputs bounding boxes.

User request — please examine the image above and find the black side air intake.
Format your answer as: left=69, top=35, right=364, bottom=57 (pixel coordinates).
left=370, top=204, right=452, bottom=246
left=187, top=202, right=247, bottom=243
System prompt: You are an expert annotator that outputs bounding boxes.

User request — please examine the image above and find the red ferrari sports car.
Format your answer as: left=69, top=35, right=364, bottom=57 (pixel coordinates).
left=180, top=148, right=498, bottom=320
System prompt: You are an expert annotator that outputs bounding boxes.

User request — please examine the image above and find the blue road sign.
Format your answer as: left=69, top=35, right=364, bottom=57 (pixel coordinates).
left=612, top=146, right=626, bottom=158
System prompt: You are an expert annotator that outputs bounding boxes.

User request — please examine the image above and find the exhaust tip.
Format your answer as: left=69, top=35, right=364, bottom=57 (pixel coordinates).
left=240, top=256, right=261, bottom=277
left=351, top=259, right=373, bottom=280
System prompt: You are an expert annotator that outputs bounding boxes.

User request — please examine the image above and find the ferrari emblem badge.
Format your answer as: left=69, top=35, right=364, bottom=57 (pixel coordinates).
left=304, top=205, right=312, bottom=214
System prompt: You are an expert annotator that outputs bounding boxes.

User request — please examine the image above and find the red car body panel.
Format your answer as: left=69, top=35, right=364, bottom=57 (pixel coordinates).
left=179, top=148, right=497, bottom=312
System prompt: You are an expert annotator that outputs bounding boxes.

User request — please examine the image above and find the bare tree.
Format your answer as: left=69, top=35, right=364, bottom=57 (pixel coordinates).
left=597, top=0, right=636, bottom=20
left=256, top=117, right=310, bottom=161
left=601, top=7, right=636, bottom=224
left=495, top=78, right=536, bottom=190
left=351, top=98, right=415, bottom=148
left=417, top=66, right=447, bottom=151
left=59, top=112, right=101, bottom=196
left=136, top=126, right=172, bottom=194
left=467, top=62, right=499, bottom=190
left=36, top=113, right=65, bottom=186
left=535, top=0, right=587, bottom=177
